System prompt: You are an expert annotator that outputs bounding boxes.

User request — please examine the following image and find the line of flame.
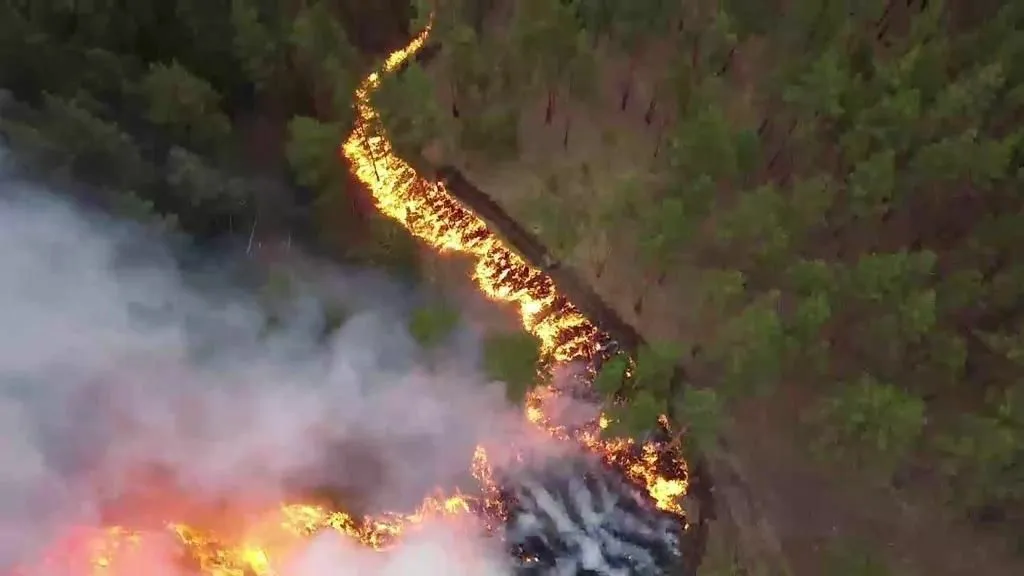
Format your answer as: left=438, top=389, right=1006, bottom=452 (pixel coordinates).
left=21, top=20, right=687, bottom=576
left=341, top=21, right=687, bottom=516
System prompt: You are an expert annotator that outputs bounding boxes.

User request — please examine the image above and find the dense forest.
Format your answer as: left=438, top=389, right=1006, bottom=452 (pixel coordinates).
left=0, top=0, right=546, bottom=415
left=367, top=0, right=1024, bottom=571
left=0, top=0, right=421, bottom=269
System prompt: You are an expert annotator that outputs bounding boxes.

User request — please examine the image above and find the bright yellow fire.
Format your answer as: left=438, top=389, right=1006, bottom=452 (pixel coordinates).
left=341, top=21, right=687, bottom=516
left=23, top=20, right=686, bottom=575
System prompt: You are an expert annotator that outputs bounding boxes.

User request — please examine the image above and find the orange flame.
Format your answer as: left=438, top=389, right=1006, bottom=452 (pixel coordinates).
left=340, top=21, right=687, bottom=515
left=21, top=20, right=686, bottom=575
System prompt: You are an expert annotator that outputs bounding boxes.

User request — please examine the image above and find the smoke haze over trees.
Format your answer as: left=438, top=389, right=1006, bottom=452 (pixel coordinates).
left=0, top=0, right=422, bottom=273
left=0, top=164, right=534, bottom=574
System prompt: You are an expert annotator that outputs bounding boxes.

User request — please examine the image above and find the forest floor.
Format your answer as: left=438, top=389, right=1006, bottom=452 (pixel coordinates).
left=420, top=50, right=1024, bottom=574
left=456, top=160, right=1024, bottom=576
left=714, top=386, right=1023, bottom=576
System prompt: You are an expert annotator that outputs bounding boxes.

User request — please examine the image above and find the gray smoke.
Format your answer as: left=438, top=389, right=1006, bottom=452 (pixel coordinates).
left=504, top=455, right=687, bottom=576
left=0, top=165, right=530, bottom=573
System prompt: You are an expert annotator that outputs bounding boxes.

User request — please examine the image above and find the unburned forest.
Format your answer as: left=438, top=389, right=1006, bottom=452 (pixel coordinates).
left=370, top=1, right=1024, bottom=574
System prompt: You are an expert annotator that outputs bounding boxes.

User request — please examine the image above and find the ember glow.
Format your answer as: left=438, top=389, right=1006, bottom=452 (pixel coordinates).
left=341, top=22, right=688, bottom=516
left=19, top=20, right=686, bottom=575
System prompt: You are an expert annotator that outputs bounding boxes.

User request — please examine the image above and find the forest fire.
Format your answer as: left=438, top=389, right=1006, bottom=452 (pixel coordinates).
left=341, top=22, right=688, bottom=517
left=16, top=20, right=687, bottom=576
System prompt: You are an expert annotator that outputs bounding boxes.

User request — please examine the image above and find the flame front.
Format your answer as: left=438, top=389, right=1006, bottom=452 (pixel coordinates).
left=23, top=21, right=686, bottom=575
left=341, top=20, right=688, bottom=516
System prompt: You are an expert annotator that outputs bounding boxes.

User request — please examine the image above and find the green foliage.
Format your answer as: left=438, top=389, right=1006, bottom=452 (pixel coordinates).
left=284, top=116, right=346, bottom=191
left=605, top=390, right=664, bottom=438
left=2, top=0, right=373, bottom=263
left=408, top=302, right=460, bottom=349
left=937, top=328, right=1024, bottom=509
left=782, top=46, right=850, bottom=122
left=290, top=2, right=357, bottom=77
left=166, top=147, right=250, bottom=212
left=372, top=62, right=447, bottom=162
left=635, top=195, right=690, bottom=272
left=108, top=190, right=180, bottom=230
left=666, top=93, right=745, bottom=183
left=843, top=251, right=936, bottom=305
left=846, top=149, right=896, bottom=219
left=136, top=61, right=232, bottom=152
left=711, top=292, right=786, bottom=397
left=602, top=342, right=679, bottom=437
left=695, top=268, right=747, bottom=317
left=229, top=0, right=281, bottom=88
left=2, top=94, right=149, bottom=189
left=433, top=24, right=523, bottom=163
left=632, top=341, right=679, bottom=397
left=811, top=374, right=926, bottom=480
left=937, top=384, right=1024, bottom=510
left=594, top=353, right=629, bottom=397
left=785, top=173, right=836, bottom=232
left=482, top=331, right=543, bottom=404
left=510, top=0, right=581, bottom=89
left=714, top=184, right=790, bottom=270
left=456, top=98, right=521, bottom=162
left=525, top=174, right=583, bottom=259
left=782, top=258, right=837, bottom=373
left=676, top=387, right=727, bottom=454
left=290, top=1, right=359, bottom=117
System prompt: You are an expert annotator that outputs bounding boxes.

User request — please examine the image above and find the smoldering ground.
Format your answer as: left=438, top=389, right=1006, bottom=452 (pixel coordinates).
left=0, top=168, right=542, bottom=573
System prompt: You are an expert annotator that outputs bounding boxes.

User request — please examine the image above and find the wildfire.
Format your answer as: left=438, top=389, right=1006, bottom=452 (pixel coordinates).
left=340, top=21, right=687, bottom=515
left=22, top=19, right=686, bottom=576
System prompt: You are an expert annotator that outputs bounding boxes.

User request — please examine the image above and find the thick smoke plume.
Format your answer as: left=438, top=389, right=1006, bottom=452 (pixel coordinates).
left=0, top=161, right=524, bottom=574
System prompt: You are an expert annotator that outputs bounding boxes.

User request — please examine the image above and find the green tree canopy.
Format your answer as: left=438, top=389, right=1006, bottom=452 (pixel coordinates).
left=482, top=331, right=543, bottom=404
left=408, top=301, right=460, bottom=349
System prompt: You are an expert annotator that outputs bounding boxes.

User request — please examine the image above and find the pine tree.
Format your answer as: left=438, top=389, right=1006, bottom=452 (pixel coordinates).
left=136, top=61, right=232, bottom=153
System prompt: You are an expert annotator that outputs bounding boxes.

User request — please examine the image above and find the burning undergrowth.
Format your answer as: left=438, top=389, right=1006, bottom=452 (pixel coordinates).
left=0, top=176, right=513, bottom=573
left=0, top=166, right=689, bottom=575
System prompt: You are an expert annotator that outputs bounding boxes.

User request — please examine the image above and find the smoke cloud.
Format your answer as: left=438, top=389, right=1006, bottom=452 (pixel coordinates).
left=0, top=161, right=522, bottom=573
left=287, top=516, right=510, bottom=576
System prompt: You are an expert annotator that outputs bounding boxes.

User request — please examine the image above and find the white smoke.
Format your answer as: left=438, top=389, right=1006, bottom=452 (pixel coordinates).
left=0, top=164, right=523, bottom=574
left=287, top=516, right=510, bottom=576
